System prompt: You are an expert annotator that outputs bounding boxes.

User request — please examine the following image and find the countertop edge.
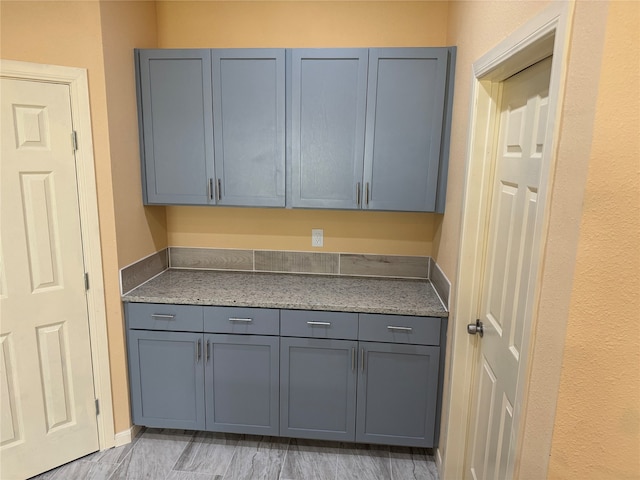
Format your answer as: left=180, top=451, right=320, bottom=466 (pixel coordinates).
left=121, top=270, right=449, bottom=318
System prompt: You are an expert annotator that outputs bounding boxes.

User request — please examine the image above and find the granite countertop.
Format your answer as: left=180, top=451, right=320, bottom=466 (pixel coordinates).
left=122, top=269, right=448, bottom=318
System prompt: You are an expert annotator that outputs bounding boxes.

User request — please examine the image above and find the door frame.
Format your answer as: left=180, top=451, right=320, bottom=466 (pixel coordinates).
left=439, top=3, right=573, bottom=479
left=0, top=59, right=115, bottom=450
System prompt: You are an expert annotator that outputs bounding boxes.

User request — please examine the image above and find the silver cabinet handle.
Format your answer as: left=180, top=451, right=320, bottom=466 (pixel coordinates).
left=196, top=339, right=201, bottom=362
left=365, top=182, right=369, bottom=206
left=356, top=182, right=361, bottom=207
left=205, top=339, right=210, bottom=362
left=307, top=321, right=331, bottom=326
left=351, top=347, right=356, bottom=372
left=361, top=348, right=365, bottom=372
left=229, top=318, right=253, bottom=323
left=208, top=178, right=214, bottom=200
left=387, top=326, right=413, bottom=332
left=216, top=178, right=222, bottom=201
left=151, top=314, right=175, bottom=319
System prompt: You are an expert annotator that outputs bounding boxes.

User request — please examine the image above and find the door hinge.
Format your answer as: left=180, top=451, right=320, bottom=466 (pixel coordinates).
left=95, top=399, right=100, bottom=416
left=84, top=272, right=90, bottom=291
left=71, top=131, right=78, bottom=152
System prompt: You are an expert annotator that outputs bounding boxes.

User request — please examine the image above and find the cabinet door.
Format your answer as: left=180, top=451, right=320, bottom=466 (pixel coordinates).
left=137, top=49, right=214, bottom=205
left=356, top=342, right=440, bottom=447
left=280, top=337, right=357, bottom=441
left=290, top=49, right=368, bottom=209
left=127, top=330, right=205, bottom=429
left=363, top=48, right=449, bottom=212
left=212, top=49, right=285, bottom=207
left=205, top=334, right=279, bottom=435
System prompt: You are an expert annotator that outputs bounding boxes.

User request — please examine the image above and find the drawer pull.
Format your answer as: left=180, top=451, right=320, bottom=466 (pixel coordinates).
left=307, top=321, right=331, bottom=326
left=229, top=318, right=253, bottom=323
left=151, top=314, right=176, bottom=320
left=351, top=347, right=356, bottom=372
left=387, top=326, right=413, bottom=332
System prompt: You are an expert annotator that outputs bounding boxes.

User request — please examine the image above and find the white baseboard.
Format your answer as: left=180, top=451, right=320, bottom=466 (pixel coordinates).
left=436, top=448, right=443, bottom=476
left=114, top=425, right=142, bottom=447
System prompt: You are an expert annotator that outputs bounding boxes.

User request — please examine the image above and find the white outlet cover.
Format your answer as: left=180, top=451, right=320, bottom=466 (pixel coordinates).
left=312, top=229, right=323, bottom=247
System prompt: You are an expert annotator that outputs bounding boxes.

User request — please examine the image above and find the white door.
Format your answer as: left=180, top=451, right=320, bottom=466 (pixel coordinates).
left=466, top=57, right=552, bottom=480
left=0, top=78, right=99, bottom=479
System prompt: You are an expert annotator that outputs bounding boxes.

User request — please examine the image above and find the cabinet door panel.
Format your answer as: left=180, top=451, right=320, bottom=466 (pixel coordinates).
left=356, top=342, right=440, bottom=447
left=137, top=49, right=214, bottom=205
left=127, top=330, right=205, bottom=429
left=363, top=48, right=448, bottom=212
left=205, top=334, right=279, bottom=435
left=280, top=338, right=357, bottom=441
left=291, top=49, right=368, bottom=208
left=212, top=49, right=285, bottom=207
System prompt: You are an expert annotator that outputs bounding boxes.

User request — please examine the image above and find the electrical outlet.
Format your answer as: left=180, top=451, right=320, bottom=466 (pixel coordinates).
left=312, top=229, right=323, bottom=247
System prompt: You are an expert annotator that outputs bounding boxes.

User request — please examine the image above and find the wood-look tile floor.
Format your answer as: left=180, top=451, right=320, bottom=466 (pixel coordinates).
left=29, top=428, right=439, bottom=480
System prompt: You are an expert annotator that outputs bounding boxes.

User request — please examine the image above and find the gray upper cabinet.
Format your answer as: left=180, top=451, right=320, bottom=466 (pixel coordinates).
left=212, top=49, right=285, bottom=207
left=136, top=48, right=284, bottom=207
left=289, top=47, right=454, bottom=212
left=137, top=47, right=454, bottom=211
left=290, top=49, right=368, bottom=209
left=363, top=48, right=450, bottom=212
left=137, top=49, right=214, bottom=205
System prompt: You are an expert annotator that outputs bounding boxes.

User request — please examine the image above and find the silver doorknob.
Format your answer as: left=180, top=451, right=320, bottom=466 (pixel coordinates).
left=467, top=319, right=484, bottom=337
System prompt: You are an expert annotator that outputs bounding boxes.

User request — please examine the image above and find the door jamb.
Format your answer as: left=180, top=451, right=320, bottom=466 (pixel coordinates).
left=0, top=59, right=115, bottom=450
left=439, top=3, right=573, bottom=478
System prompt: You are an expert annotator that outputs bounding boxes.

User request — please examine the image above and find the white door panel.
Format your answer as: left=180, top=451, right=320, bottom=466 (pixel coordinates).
left=467, top=57, right=552, bottom=480
left=1, top=78, right=98, bottom=479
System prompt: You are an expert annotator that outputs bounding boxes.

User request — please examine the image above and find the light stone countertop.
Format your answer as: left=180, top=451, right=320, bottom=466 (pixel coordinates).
left=122, top=269, right=448, bottom=317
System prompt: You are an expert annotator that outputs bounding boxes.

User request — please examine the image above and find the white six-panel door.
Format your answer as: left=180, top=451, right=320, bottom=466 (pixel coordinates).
left=466, top=57, right=552, bottom=480
left=0, top=78, right=99, bottom=479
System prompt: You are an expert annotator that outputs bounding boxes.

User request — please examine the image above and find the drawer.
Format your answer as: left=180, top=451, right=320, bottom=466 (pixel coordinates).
left=204, top=306, right=279, bottom=335
left=280, top=310, right=358, bottom=340
left=126, top=303, right=203, bottom=332
left=358, top=314, right=441, bottom=345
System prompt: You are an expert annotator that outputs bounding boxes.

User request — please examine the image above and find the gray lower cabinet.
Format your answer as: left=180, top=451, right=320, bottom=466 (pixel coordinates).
left=205, top=334, right=279, bottom=435
left=356, top=342, right=440, bottom=447
left=126, top=303, right=444, bottom=447
left=127, top=329, right=206, bottom=430
left=280, top=337, right=358, bottom=441
left=279, top=310, right=441, bottom=447
left=126, top=303, right=279, bottom=435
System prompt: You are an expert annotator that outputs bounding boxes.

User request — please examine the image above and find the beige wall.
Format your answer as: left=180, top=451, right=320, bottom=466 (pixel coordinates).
left=441, top=0, right=639, bottom=478
left=100, top=1, right=167, bottom=269
left=168, top=207, right=436, bottom=255
left=98, top=1, right=166, bottom=433
left=157, top=0, right=448, bottom=256
left=547, top=1, right=640, bottom=477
